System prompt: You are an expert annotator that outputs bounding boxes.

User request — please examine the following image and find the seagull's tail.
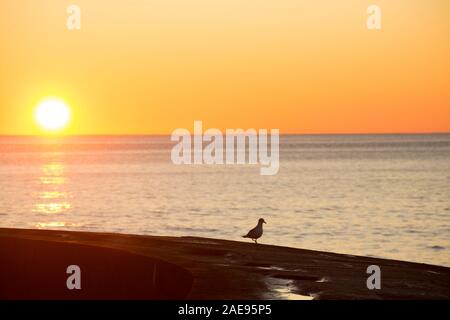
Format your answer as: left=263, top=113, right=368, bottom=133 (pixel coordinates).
left=242, top=235, right=248, bottom=238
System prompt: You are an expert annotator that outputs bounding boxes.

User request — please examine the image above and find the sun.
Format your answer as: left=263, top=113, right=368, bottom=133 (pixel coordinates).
left=35, top=98, right=71, bottom=132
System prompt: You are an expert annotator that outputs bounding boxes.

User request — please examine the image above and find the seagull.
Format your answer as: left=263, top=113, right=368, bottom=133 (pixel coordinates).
left=242, top=218, right=266, bottom=244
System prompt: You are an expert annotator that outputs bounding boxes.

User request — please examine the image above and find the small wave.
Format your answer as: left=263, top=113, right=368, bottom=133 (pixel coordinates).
left=428, top=245, right=446, bottom=251
left=166, top=226, right=219, bottom=233
left=405, top=229, right=423, bottom=234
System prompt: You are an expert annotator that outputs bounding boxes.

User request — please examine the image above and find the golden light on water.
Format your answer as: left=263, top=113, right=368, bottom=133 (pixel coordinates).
left=33, top=202, right=72, bottom=214
left=35, top=221, right=75, bottom=229
left=34, top=156, right=73, bottom=228
left=39, top=191, right=68, bottom=199
left=34, top=98, right=71, bottom=132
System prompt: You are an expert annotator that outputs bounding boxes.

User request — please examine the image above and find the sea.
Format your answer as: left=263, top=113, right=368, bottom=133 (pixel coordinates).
left=0, top=134, right=449, bottom=266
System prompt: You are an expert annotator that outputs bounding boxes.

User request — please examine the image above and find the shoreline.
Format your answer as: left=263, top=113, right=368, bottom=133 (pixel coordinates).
left=1, top=227, right=449, bottom=300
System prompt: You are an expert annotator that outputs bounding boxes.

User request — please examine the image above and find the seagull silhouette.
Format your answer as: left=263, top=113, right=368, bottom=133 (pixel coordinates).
left=242, top=218, right=266, bottom=244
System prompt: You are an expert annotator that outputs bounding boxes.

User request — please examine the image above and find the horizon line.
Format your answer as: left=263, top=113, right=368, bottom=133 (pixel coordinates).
left=1, top=131, right=450, bottom=137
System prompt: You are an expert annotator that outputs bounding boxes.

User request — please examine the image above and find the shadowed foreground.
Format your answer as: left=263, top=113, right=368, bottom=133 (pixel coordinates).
left=0, top=228, right=449, bottom=300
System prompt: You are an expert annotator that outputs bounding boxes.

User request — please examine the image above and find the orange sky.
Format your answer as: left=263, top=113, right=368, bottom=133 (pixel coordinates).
left=0, top=0, right=449, bottom=135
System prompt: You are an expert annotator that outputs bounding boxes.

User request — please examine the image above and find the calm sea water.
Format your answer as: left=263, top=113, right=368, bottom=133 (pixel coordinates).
left=0, top=134, right=449, bottom=266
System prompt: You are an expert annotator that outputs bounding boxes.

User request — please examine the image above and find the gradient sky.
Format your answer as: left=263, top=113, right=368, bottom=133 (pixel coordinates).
left=0, top=0, right=449, bottom=134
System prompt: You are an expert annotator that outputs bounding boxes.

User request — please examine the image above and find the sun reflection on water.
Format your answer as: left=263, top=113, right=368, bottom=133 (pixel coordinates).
left=35, top=221, right=75, bottom=229
left=34, top=153, right=73, bottom=226
left=39, top=162, right=66, bottom=185
left=33, top=202, right=72, bottom=214
left=38, top=191, right=68, bottom=199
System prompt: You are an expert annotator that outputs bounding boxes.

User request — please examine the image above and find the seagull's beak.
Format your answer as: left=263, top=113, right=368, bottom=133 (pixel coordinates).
left=263, top=220, right=267, bottom=224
